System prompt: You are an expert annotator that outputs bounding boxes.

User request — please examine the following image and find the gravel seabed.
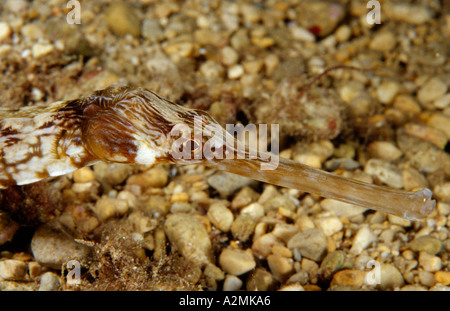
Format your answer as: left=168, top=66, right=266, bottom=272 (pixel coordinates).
left=0, top=0, right=449, bottom=291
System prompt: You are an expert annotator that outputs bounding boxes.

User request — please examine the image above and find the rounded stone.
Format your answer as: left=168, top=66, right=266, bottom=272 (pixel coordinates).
left=219, top=248, right=256, bottom=276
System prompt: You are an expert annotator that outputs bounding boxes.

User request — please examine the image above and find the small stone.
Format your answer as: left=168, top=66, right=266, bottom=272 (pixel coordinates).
left=296, top=1, right=345, bottom=37
left=220, top=46, right=239, bottom=66
left=382, top=3, right=433, bottom=25
left=267, top=254, right=294, bottom=282
left=207, top=203, right=234, bottom=232
left=38, top=272, right=61, bottom=291
left=393, top=95, right=422, bottom=114
left=293, top=153, right=322, bottom=169
left=409, top=236, right=442, bottom=255
left=331, top=269, right=365, bottom=288
left=377, top=264, right=404, bottom=290
left=367, top=141, right=402, bottom=161
left=320, top=251, right=346, bottom=279
left=207, top=171, right=255, bottom=197
left=252, top=233, right=283, bottom=259
left=246, top=268, right=275, bottom=291
left=223, top=274, right=243, bottom=291
left=334, top=25, right=351, bottom=43
left=272, top=224, right=299, bottom=244
left=402, top=166, right=429, bottom=191
left=314, top=216, right=343, bottom=236
left=0, top=22, right=12, bottom=42
left=142, top=18, right=164, bottom=42
left=170, top=192, right=189, bottom=203
left=31, top=225, right=91, bottom=269
left=435, top=271, right=450, bottom=285
left=219, top=248, right=256, bottom=276
left=279, top=283, right=305, bottom=291
left=418, top=252, right=442, bottom=272
left=350, top=226, right=377, bottom=254
left=289, top=24, right=315, bottom=42
left=287, top=270, right=309, bottom=285
left=434, top=93, right=450, bottom=109
left=73, top=167, right=95, bottom=183
left=426, top=114, right=450, bottom=140
left=418, top=271, right=436, bottom=287
left=434, top=182, right=450, bottom=202
left=231, top=187, right=259, bottom=210
left=320, top=199, right=367, bottom=218
left=164, top=213, right=213, bottom=266
left=364, top=158, right=403, bottom=189
left=417, top=78, right=447, bottom=104
left=105, top=3, right=141, bottom=37
left=126, top=166, right=168, bottom=189
left=404, top=123, right=448, bottom=150
left=377, top=80, right=400, bottom=105
left=387, top=214, right=411, bottom=227
left=0, top=259, right=28, bottom=281
left=238, top=202, right=263, bottom=220
left=437, top=202, right=450, bottom=216
left=93, top=162, right=133, bottom=188
left=92, top=197, right=129, bottom=222
left=28, top=261, right=41, bottom=279
left=199, top=60, right=225, bottom=80
left=287, top=228, right=327, bottom=262
left=338, top=81, right=365, bottom=103
left=369, top=31, right=396, bottom=52
left=32, top=43, right=54, bottom=58
left=227, top=64, right=244, bottom=79
left=203, top=263, right=225, bottom=281
left=231, top=213, right=255, bottom=242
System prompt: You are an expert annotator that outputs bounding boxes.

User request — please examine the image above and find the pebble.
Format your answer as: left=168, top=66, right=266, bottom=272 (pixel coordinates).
left=296, top=1, right=345, bottom=37
left=364, top=159, right=403, bottom=189
left=38, top=272, right=61, bottom=291
left=435, top=271, right=450, bottom=285
left=231, top=187, right=259, bottom=210
left=28, top=261, right=41, bottom=279
left=73, top=167, right=95, bottom=183
left=142, top=18, right=164, bottom=42
left=350, top=226, right=377, bottom=254
left=434, top=182, right=450, bottom=202
left=331, top=269, right=365, bottom=288
left=164, top=213, right=213, bottom=266
left=219, top=248, right=256, bottom=276
left=377, top=80, right=400, bottom=105
left=93, top=162, right=133, bottom=188
left=203, top=263, right=225, bottom=281
left=367, top=141, right=402, bottom=161
left=227, top=64, right=244, bottom=79
left=126, top=166, right=168, bottom=189
left=207, top=203, right=234, bottom=232
left=409, top=236, right=442, bottom=255
left=207, top=171, right=255, bottom=197
left=240, top=202, right=265, bottom=221
left=433, top=93, right=450, bottom=109
left=0, top=259, right=28, bottom=281
left=314, top=216, right=343, bottom=236
left=387, top=214, right=411, bottom=227
left=220, top=46, right=239, bottom=66
left=31, top=225, right=91, bottom=269
left=418, top=271, right=436, bottom=287
left=369, top=31, right=397, bottom=52
left=287, top=270, right=309, bottom=285
left=223, top=274, right=243, bottom=291
left=32, top=43, right=54, bottom=58
left=92, top=197, right=129, bottom=222
left=0, top=22, right=12, bottom=42
left=334, top=25, right=351, bottom=43
left=231, top=213, right=255, bottom=242
left=252, top=233, right=284, bottom=259
left=279, top=283, right=305, bottom=291
left=426, top=114, right=450, bottom=140
left=383, top=3, right=434, bottom=25
left=320, top=199, right=367, bottom=218
left=401, top=166, right=430, bottom=191
left=417, top=78, right=447, bottom=104
left=287, top=228, right=327, bottom=262
left=289, top=24, right=315, bottom=42
left=377, top=264, right=404, bottom=290
left=320, top=251, right=347, bottom=279
left=246, top=268, right=275, bottom=291
left=105, top=3, right=141, bottom=37
left=418, top=252, right=442, bottom=272
left=267, top=254, right=294, bottom=282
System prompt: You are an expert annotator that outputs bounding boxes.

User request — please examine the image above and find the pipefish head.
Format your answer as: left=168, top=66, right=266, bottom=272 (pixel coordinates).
left=80, top=86, right=230, bottom=166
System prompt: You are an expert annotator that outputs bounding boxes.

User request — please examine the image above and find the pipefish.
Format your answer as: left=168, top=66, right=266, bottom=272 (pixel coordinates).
left=0, top=86, right=435, bottom=220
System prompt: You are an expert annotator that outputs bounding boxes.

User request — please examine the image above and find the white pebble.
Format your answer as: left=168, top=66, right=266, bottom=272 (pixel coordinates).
left=0, top=22, right=12, bottom=42
left=377, top=80, right=400, bottom=105
left=223, top=274, right=243, bottom=291
left=207, top=203, right=234, bottom=232
left=227, top=64, right=244, bottom=79
left=417, top=78, right=447, bottom=104
left=364, top=158, right=403, bottom=189
left=315, top=216, right=343, bottom=236
left=220, top=46, right=239, bottom=66
left=289, top=24, right=315, bottom=42
left=433, top=93, right=450, bottom=109
left=32, top=43, right=54, bottom=58
left=350, top=226, right=377, bottom=254
left=219, top=248, right=256, bottom=276
left=419, top=252, right=442, bottom=272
